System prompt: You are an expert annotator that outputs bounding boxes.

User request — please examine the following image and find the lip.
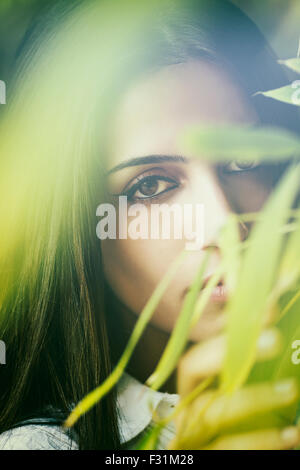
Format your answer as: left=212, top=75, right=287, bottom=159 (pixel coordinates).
left=208, top=283, right=228, bottom=303
left=202, top=276, right=228, bottom=303
left=183, top=275, right=229, bottom=303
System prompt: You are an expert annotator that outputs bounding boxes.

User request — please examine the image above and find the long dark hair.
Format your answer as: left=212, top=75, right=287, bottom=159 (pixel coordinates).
left=0, top=0, right=299, bottom=450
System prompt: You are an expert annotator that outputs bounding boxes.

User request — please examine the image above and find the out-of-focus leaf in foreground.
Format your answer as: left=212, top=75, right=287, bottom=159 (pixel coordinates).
left=221, top=164, right=300, bottom=394
left=278, top=58, right=300, bottom=75
left=64, top=250, right=186, bottom=428
left=255, top=84, right=300, bottom=107
left=146, top=251, right=210, bottom=391
left=218, top=214, right=241, bottom=295
left=133, top=425, right=162, bottom=450
left=255, top=56, right=300, bottom=106
left=179, top=124, right=300, bottom=161
left=276, top=215, right=300, bottom=295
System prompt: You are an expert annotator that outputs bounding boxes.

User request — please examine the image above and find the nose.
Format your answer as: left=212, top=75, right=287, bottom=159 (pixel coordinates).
left=193, top=164, right=249, bottom=248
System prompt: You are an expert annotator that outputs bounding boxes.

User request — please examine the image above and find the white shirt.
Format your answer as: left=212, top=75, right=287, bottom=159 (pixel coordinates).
left=0, top=372, right=179, bottom=450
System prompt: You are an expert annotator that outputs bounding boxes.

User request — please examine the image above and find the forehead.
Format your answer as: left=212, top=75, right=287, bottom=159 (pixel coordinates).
left=108, top=60, right=257, bottom=170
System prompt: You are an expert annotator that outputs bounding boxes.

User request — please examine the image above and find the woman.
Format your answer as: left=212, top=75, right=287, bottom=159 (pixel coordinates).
left=0, top=0, right=299, bottom=450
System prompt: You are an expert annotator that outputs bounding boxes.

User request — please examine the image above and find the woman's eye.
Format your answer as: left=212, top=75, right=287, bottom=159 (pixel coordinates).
left=126, top=175, right=178, bottom=201
left=225, top=160, right=261, bottom=173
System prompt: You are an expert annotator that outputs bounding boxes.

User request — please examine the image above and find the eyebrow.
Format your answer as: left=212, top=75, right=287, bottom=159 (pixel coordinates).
left=106, top=154, right=187, bottom=175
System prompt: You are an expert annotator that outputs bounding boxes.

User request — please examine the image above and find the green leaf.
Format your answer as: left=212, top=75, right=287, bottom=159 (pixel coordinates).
left=218, top=214, right=241, bottom=294
left=64, top=250, right=186, bottom=428
left=278, top=58, right=300, bottom=75
left=255, top=83, right=300, bottom=106
left=221, top=164, right=300, bottom=394
left=191, top=263, right=224, bottom=326
left=276, top=216, right=300, bottom=295
left=133, top=425, right=162, bottom=450
left=273, top=300, right=300, bottom=386
left=146, top=250, right=211, bottom=390
left=180, top=124, right=300, bottom=162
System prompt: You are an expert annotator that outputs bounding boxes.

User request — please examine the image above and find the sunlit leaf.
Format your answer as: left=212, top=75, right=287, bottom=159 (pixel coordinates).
left=146, top=251, right=211, bottom=390
left=278, top=58, right=300, bottom=75
left=273, top=295, right=300, bottom=386
left=64, top=250, right=186, bottom=428
left=218, top=214, right=241, bottom=294
left=191, top=264, right=224, bottom=326
left=221, top=164, right=300, bottom=394
left=180, top=124, right=300, bottom=161
left=276, top=216, right=300, bottom=294
left=133, top=425, right=162, bottom=450
left=255, top=83, right=300, bottom=106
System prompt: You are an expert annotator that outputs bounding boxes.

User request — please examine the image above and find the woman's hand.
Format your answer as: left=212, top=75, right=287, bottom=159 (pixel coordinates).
left=170, top=329, right=300, bottom=450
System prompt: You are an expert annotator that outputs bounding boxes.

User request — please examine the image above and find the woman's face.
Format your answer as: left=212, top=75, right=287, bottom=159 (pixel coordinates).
left=101, top=60, right=274, bottom=342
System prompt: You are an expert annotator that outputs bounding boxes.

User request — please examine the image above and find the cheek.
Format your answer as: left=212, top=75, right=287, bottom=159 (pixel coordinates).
left=101, top=235, right=186, bottom=315
left=101, top=187, right=191, bottom=312
left=99, top=180, right=225, bottom=334
left=101, top=234, right=226, bottom=338
left=219, top=174, right=274, bottom=214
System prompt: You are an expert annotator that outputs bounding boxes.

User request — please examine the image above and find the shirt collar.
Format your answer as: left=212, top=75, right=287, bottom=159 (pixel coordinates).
left=116, top=372, right=179, bottom=444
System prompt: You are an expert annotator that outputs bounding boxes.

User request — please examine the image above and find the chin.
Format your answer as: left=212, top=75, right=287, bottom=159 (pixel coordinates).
left=188, top=304, right=226, bottom=343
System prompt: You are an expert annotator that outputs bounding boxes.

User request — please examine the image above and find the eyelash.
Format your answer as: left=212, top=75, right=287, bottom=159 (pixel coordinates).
left=118, top=160, right=261, bottom=203
left=221, top=160, right=261, bottom=174
left=122, top=174, right=179, bottom=202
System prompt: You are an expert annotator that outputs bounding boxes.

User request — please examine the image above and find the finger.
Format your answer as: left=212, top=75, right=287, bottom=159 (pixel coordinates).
left=177, top=327, right=282, bottom=396
left=174, top=378, right=299, bottom=449
left=201, top=426, right=300, bottom=450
